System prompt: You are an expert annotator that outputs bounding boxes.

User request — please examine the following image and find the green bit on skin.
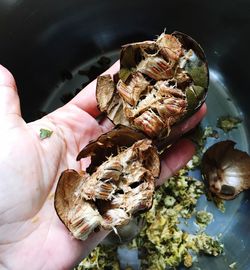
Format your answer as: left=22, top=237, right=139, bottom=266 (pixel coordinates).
left=39, top=128, right=53, bottom=140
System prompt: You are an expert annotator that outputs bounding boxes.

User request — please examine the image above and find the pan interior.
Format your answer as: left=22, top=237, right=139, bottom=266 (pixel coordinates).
left=42, top=50, right=250, bottom=270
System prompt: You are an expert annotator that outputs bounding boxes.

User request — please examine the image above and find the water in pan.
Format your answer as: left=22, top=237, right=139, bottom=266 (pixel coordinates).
left=42, top=51, right=250, bottom=270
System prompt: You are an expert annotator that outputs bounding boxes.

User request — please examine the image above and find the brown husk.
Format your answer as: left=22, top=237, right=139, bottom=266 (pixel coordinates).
left=55, top=127, right=160, bottom=240
left=201, top=140, right=250, bottom=200
left=96, top=31, right=208, bottom=144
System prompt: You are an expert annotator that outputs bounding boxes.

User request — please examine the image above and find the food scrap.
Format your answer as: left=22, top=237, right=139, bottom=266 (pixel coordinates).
left=195, top=210, right=213, bottom=228
left=39, top=128, right=53, bottom=140
left=76, top=246, right=120, bottom=270
left=229, top=262, right=237, bottom=269
left=187, top=125, right=219, bottom=170
left=205, top=190, right=225, bottom=213
left=201, top=140, right=250, bottom=200
left=217, top=116, right=242, bottom=132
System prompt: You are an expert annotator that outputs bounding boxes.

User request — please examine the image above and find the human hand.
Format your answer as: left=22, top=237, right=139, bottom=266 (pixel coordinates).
left=0, top=61, right=206, bottom=270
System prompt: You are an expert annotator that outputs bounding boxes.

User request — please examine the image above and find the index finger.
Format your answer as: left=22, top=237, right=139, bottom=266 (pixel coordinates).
left=157, top=138, right=195, bottom=186
left=69, top=61, right=120, bottom=117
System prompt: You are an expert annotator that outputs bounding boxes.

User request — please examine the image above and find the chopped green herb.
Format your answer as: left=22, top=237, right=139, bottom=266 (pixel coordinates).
left=195, top=210, right=213, bottom=228
left=80, top=168, right=223, bottom=269
left=128, top=170, right=222, bottom=269
left=183, top=252, right=193, bottom=268
left=217, top=116, right=242, bottom=132
left=188, top=125, right=218, bottom=149
left=39, top=128, right=53, bottom=140
left=189, top=233, right=224, bottom=256
left=206, top=190, right=225, bottom=212
left=187, top=154, right=201, bottom=170
left=76, top=246, right=120, bottom=270
left=187, top=125, right=219, bottom=170
left=203, top=126, right=219, bottom=139
left=164, top=195, right=176, bottom=207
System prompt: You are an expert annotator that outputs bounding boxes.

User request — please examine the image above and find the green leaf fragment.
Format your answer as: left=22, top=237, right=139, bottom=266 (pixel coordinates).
left=39, top=128, right=53, bottom=140
left=188, top=63, right=208, bottom=88
left=217, top=116, right=242, bottom=132
left=119, top=67, right=132, bottom=82
left=186, top=85, right=205, bottom=112
left=186, top=86, right=198, bottom=111
left=76, top=246, right=120, bottom=270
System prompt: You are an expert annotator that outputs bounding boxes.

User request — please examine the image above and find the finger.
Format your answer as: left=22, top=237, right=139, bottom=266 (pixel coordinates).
left=99, top=117, right=115, bottom=134
left=166, top=103, right=207, bottom=142
left=157, top=138, right=195, bottom=186
left=0, top=65, right=22, bottom=121
left=78, top=229, right=110, bottom=259
left=69, top=61, right=120, bottom=118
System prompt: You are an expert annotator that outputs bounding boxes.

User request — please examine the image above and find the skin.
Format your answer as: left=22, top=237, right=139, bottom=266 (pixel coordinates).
left=0, top=61, right=206, bottom=270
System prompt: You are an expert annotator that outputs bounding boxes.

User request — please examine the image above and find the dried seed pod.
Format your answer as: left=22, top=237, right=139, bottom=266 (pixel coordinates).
left=54, top=127, right=160, bottom=240
left=96, top=31, right=208, bottom=142
left=201, top=140, right=250, bottom=200
left=54, top=170, right=102, bottom=240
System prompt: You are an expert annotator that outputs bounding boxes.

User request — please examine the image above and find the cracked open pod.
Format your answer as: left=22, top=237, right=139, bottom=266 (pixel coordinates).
left=54, top=127, right=160, bottom=240
left=96, top=31, right=208, bottom=140
left=201, top=140, right=250, bottom=200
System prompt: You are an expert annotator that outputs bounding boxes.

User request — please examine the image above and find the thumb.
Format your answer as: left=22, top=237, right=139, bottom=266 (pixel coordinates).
left=0, top=65, right=22, bottom=122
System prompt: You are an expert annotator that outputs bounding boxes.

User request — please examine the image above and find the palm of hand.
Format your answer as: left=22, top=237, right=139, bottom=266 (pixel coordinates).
left=0, top=101, right=110, bottom=269
left=0, top=63, right=206, bottom=270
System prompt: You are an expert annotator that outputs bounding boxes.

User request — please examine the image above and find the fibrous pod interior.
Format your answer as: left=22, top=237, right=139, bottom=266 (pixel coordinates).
left=96, top=31, right=208, bottom=140
left=54, top=127, right=160, bottom=240
left=201, top=140, right=250, bottom=200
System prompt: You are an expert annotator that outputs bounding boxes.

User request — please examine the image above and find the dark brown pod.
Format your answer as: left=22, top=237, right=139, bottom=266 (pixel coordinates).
left=96, top=31, right=209, bottom=142
left=77, top=125, right=146, bottom=173
left=54, top=127, right=160, bottom=240
left=201, top=140, right=250, bottom=200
